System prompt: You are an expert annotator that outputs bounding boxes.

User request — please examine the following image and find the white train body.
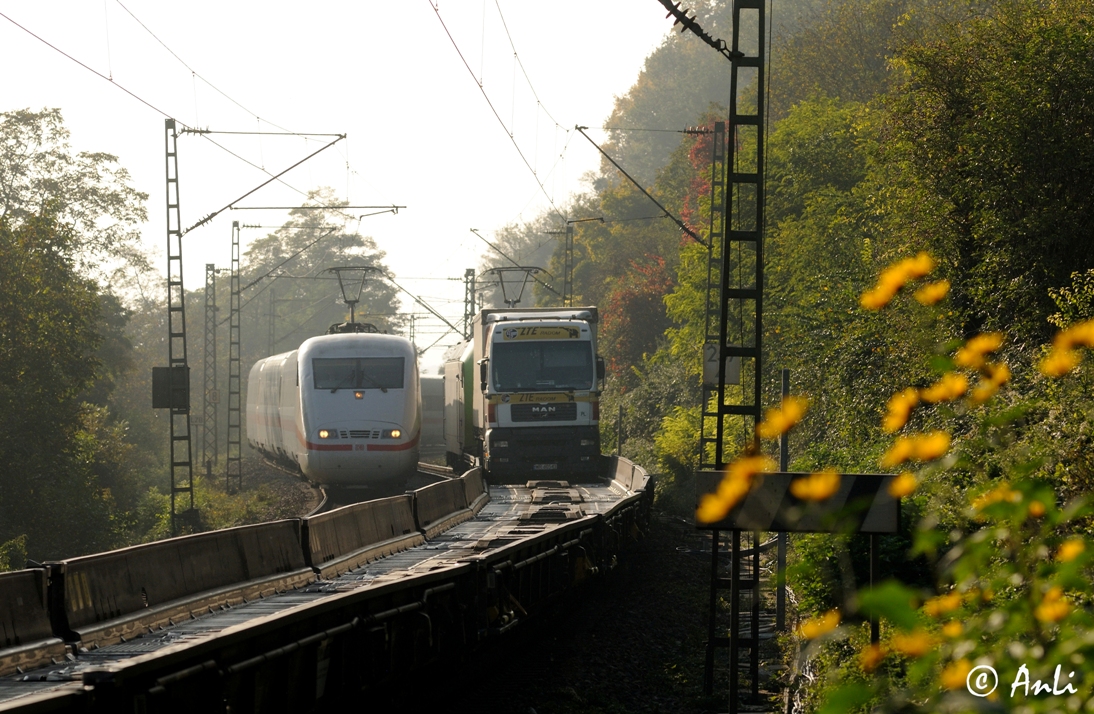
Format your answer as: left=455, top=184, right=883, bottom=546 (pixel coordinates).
left=420, top=375, right=444, bottom=449
left=246, top=333, right=421, bottom=485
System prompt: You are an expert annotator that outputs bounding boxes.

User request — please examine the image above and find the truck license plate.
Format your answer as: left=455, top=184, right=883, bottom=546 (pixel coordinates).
left=533, top=463, right=558, bottom=471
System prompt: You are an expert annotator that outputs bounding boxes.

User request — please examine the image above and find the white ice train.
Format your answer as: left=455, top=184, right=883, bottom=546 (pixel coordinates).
left=246, top=330, right=421, bottom=486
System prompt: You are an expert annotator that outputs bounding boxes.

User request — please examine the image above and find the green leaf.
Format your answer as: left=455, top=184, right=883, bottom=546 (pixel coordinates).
left=929, top=354, right=956, bottom=373
left=858, top=580, right=920, bottom=630
left=817, top=682, right=875, bottom=714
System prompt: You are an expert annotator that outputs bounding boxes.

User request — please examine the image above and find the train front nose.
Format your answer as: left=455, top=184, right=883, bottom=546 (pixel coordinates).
left=306, top=421, right=419, bottom=485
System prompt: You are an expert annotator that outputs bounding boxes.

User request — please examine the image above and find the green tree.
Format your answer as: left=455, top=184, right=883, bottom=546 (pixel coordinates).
left=0, top=109, right=162, bottom=556
left=0, top=108, right=150, bottom=282
left=0, top=213, right=119, bottom=558
left=475, top=213, right=564, bottom=309
left=768, top=0, right=910, bottom=121
left=242, top=188, right=403, bottom=361
left=884, top=0, right=1094, bottom=343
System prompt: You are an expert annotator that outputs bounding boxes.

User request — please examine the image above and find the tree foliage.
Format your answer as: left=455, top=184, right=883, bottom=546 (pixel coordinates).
left=242, top=188, right=403, bottom=356
left=0, top=212, right=121, bottom=558
left=884, top=0, right=1094, bottom=343
left=0, top=108, right=150, bottom=282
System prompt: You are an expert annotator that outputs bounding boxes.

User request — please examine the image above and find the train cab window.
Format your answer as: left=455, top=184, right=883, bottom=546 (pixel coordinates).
left=313, top=357, right=405, bottom=391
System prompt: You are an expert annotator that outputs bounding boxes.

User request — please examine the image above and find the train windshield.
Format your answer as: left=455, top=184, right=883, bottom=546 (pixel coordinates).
left=313, top=357, right=405, bottom=391
left=491, top=341, right=593, bottom=391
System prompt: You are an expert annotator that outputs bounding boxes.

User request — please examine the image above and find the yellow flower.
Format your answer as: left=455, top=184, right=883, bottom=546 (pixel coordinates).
left=968, top=362, right=1011, bottom=406
left=914, top=279, right=950, bottom=305
left=695, top=455, right=775, bottom=524
left=1039, top=348, right=1081, bottom=377
left=890, top=629, right=936, bottom=658
left=859, top=643, right=887, bottom=673
left=915, top=431, right=951, bottom=461
left=860, top=253, right=936, bottom=310
left=923, top=591, right=962, bottom=617
left=888, top=471, right=918, bottom=498
left=1028, top=500, right=1046, bottom=518
left=882, top=388, right=919, bottom=433
left=907, top=252, right=936, bottom=279
left=1035, top=587, right=1070, bottom=623
left=983, top=362, right=1011, bottom=385
left=972, top=483, right=1021, bottom=512
left=790, top=470, right=842, bottom=501
left=756, top=396, right=809, bottom=439
left=941, top=659, right=973, bottom=690
left=860, top=285, right=896, bottom=310
left=920, top=372, right=969, bottom=404
left=968, top=382, right=997, bottom=406
left=881, top=436, right=916, bottom=467
left=799, top=610, right=840, bottom=639
left=955, top=332, right=1005, bottom=369
left=881, top=432, right=951, bottom=467
left=1057, top=538, right=1085, bottom=563
left=1056, top=319, right=1094, bottom=349
left=942, top=621, right=963, bottom=638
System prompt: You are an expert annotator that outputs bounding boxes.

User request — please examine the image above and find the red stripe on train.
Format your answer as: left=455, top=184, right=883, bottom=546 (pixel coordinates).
left=367, top=432, right=420, bottom=452
left=304, top=441, right=354, bottom=451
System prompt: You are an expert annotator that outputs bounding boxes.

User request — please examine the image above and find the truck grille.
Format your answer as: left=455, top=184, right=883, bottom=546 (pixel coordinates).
left=510, top=402, right=577, bottom=422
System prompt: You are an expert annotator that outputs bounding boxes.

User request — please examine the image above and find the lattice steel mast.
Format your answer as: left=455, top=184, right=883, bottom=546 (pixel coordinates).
left=164, top=119, right=195, bottom=532
left=227, top=221, right=242, bottom=492
left=202, top=263, right=219, bottom=470
left=462, top=268, right=476, bottom=340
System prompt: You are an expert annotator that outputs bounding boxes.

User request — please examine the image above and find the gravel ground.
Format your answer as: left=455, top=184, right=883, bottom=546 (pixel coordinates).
left=239, top=457, right=323, bottom=516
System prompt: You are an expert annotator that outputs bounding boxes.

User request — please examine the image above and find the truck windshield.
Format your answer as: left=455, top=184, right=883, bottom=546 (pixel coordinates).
left=313, top=357, right=405, bottom=391
left=491, top=341, right=593, bottom=391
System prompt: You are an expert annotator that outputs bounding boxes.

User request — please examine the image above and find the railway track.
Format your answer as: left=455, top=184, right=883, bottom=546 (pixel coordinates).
left=257, top=458, right=457, bottom=517
left=0, top=457, right=651, bottom=713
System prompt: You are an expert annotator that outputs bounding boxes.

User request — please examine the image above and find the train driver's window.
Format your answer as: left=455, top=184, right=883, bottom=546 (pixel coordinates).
left=313, top=358, right=357, bottom=389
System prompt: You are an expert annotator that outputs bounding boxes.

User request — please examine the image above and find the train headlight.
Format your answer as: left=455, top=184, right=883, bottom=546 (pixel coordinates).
left=354, top=391, right=364, bottom=400
left=318, top=429, right=334, bottom=439
left=383, top=429, right=402, bottom=439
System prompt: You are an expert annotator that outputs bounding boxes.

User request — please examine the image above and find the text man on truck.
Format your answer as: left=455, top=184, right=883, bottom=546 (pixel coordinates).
left=443, top=307, right=604, bottom=480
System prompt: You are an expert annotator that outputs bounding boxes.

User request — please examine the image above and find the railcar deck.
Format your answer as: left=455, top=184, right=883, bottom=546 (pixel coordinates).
left=0, top=460, right=650, bottom=712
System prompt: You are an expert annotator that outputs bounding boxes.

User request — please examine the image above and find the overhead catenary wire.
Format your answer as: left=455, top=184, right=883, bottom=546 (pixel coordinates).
left=217, top=227, right=340, bottom=325
left=428, top=1, right=568, bottom=224
left=491, top=0, right=563, bottom=129
left=417, top=327, right=458, bottom=355
left=0, top=9, right=378, bottom=227
left=468, top=228, right=560, bottom=297
left=113, top=0, right=299, bottom=135
left=0, top=10, right=177, bottom=121
left=382, top=273, right=463, bottom=335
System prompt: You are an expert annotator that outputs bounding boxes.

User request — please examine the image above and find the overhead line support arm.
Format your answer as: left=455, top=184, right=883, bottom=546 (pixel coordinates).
left=655, top=0, right=743, bottom=62
left=182, top=134, right=346, bottom=235
left=575, top=126, right=708, bottom=248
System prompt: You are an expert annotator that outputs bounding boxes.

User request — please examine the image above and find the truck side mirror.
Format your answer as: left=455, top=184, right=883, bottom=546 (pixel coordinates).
left=479, top=359, right=489, bottom=391
left=596, top=356, right=605, bottom=383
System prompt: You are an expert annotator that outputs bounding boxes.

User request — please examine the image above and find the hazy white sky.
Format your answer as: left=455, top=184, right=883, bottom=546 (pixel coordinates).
left=0, top=1, right=673, bottom=364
